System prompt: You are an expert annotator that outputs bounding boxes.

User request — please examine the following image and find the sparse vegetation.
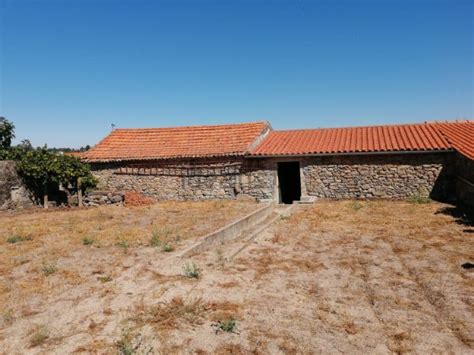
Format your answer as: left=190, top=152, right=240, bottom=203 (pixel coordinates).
left=115, top=328, right=153, bottom=355
left=41, top=261, right=58, bottom=276
left=97, top=275, right=113, bottom=283
left=212, top=319, right=238, bottom=334
left=407, top=193, right=431, bottom=204
left=6, top=235, right=32, bottom=244
left=183, top=262, right=200, bottom=279
left=1, top=309, right=14, bottom=325
left=0, top=200, right=471, bottom=353
left=29, top=325, right=50, bottom=347
left=162, top=243, right=174, bottom=252
left=117, top=240, right=129, bottom=250
left=350, top=201, right=363, bottom=210
left=131, top=296, right=207, bottom=329
left=82, top=236, right=94, bottom=245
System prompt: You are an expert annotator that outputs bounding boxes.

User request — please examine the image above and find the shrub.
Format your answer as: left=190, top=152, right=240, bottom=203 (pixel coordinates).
left=6, top=235, right=32, bottom=244
left=350, top=201, right=362, bottom=211
left=183, top=262, right=200, bottom=279
left=41, top=262, right=57, bottom=276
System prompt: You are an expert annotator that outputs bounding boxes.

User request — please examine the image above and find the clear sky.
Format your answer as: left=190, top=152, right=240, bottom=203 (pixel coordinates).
left=1, top=0, right=472, bottom=148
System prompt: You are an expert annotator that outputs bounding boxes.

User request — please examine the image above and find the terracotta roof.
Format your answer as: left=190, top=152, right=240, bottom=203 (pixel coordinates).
left=82, top=121, right=270, bottom=162
left=251, top=122, right=453, bottom=156
left=434, top=121, right=474, bottom=160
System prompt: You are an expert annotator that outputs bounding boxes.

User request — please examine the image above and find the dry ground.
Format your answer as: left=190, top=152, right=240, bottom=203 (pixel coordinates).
left=0, top=200, right=473, bottom=354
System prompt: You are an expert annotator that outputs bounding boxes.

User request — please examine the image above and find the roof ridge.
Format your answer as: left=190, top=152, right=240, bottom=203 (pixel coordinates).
left=113, top=120, right=269, bottom=131
left=268, top=121, right=435, bottom=133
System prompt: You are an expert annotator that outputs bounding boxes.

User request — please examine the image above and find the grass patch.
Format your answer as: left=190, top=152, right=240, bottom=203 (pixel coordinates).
left=97, top=275, right=113, bottom=283
left=41, top=261, right=58, bottom=276
left=162, top=243, right=174, bottom=252
left=116, top=240, right=129, bottom=250
left=212, top=319, right=238, bottom=334
left=183, top=262, right=200, bottom=279
left=6, top=235, right=32, bottom=244
left=131, top=296, right=206, bottom=329
left=29, top=325, right=50, bottom=347
left=350, top=201, right=363, bottom=211
left=407, top=194, right=431, bottom=204
left=82, top=236, right=94, bottom=245
left=115, top=327, right=153, bottom=355
left=1, top=309, right=14, bottom=326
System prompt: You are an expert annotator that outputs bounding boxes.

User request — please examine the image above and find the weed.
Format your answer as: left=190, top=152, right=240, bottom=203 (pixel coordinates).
left=211, top=319, right=238, bottom=334
left=41, top=261, right=57, bottom=276
left=82, top=236, right=94, bottom=245
left=407, top=194, right=431, bottom=204
left=29, top=325, right=49, bottom=347
left=6, top=235, right=32, bottom=244
left=117, top=240, right=129, bottom=249
left=132, top=296, right=206, bottom=328
left=97, top=275, right=113, bottom=283
left=150, top=229, right=161, bottom=247
left=183, top=262, right=200, bottom=279
left=350, top=201, right=362, bottom=211
left=162, top=244, right=174, bottom=252
left=2, top=309, right=14, bottom=325
left=115, top=328, right=153, bottom=355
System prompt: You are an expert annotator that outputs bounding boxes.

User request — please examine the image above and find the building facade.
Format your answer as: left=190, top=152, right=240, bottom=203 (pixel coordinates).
left=81, top=120, right=473, bottom=204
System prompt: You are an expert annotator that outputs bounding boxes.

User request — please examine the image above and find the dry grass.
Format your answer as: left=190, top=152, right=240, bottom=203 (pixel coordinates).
left=1, top=200, right=472, bottom=353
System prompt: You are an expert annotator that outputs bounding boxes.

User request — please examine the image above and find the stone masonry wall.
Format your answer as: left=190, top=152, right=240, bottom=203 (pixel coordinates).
left=0, top=160, right=33, bottom=209
left=91, top=153, right=456, bottom=202
left=91, top=158, right=243, bottom=201
left=301, top=153, right=455, bottom=199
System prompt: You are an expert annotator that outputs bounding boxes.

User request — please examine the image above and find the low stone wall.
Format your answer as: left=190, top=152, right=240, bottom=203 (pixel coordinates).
left=0, top=160, right=32, bottom=210
left=83, top=191, right=124, bottom=206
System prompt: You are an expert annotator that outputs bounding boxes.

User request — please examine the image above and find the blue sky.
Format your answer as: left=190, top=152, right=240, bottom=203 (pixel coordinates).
left=1, top=0, right=472, bottom=148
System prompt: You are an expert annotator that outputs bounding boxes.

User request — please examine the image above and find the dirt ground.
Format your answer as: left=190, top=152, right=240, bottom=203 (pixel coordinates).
left=0, top=200, right=473, bottom=354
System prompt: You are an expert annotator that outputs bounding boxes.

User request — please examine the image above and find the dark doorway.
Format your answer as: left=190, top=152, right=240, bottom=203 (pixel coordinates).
left=277, top=162, right=301, bottom=204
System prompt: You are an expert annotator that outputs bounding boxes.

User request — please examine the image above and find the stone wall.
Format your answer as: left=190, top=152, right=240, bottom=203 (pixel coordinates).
left=301, top=153, right=455, bottom=200
left=0, top=160, right=33, bottom=209
left=90, top=153, right=456, bottom=202
left=91, top=158, right=243, bottom=201
left=242, top=153, right=455, bottom=201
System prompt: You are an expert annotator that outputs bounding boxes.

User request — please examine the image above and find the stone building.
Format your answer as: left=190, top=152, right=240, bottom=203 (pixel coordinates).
left=80, top=120, right=474, bottom=205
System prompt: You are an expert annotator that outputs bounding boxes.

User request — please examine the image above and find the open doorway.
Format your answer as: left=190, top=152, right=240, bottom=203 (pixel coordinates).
left=277, top=161, right=301, bottom=204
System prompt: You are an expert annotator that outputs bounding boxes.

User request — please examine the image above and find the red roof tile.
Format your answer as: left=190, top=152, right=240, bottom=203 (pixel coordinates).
left=434, top=121, right=474, bottom=160
left=82, top=121, right=270, bottom=162
left=251, top=122, right=453, bottom=156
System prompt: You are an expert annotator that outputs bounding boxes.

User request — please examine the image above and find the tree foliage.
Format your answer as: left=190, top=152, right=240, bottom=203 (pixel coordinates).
left=0, top=117, right=15, bottom=158
left=0, top=117, right=97, bottom=206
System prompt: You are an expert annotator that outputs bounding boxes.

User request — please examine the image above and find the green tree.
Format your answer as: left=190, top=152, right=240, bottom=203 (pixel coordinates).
left=0, top=117, right=15, bottom=159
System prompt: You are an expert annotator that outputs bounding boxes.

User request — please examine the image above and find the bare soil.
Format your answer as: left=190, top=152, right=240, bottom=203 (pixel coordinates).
left=0, top=200, right=473, bottom=354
